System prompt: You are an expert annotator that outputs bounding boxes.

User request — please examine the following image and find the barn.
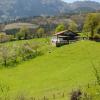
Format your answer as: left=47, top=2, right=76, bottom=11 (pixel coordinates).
left=51, top=30, right=79, bottom=47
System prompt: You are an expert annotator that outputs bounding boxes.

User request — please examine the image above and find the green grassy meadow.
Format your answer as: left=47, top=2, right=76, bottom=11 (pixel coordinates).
left=0, top=39, right=100, bottom=99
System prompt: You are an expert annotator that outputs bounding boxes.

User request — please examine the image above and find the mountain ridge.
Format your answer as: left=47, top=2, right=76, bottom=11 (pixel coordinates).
left=0, top=0, right=100, bottom=22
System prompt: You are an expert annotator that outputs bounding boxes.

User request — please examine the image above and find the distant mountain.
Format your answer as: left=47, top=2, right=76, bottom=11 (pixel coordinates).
left=0, top=0, right=100, bottom=22
left=0, top=0, right=69, bottom=17
left=71, top=1, right=100, bottom=12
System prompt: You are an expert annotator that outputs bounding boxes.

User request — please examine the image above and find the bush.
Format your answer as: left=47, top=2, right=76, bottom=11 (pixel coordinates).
left=15, top=93, right=27, bottom=100
left=0, top=81, right=10, bottom=100
left=93, top=34, right=100, bottom=39
left=19, top=42, right=40, bottom=61
left=55, top=24, right=65, bottom=33
left=0, top=45, right=11, bottom=66
left=0, top=33, right=12, bottom=43
left=95, top=24, right=100, bottom=35
left=70, top=89, right=82, bottom=100
left=0, top=41, right=43, bottom=67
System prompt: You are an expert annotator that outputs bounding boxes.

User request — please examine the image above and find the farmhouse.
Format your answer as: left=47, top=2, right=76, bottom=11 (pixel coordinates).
left=51, top=30, right=79, bottom=47
left=3, top=22, right=39, bottom=35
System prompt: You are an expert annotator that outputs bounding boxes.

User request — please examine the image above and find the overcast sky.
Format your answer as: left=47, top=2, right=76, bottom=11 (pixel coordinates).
left=62, top=0, right=100, bottom=3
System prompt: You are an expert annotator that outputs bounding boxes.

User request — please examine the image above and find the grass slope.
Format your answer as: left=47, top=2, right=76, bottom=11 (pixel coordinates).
left=0, top=40, right=100, bottom=99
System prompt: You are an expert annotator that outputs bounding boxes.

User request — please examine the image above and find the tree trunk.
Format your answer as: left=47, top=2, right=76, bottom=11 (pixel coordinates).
left=4, top=59, right=7, bottom=67
left=91, top=28, right=94, bottom=39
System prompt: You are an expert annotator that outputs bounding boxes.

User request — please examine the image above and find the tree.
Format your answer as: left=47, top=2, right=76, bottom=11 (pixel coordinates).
left=71, top=15, right=85, bottom=31
left=16, top=31, right=25, bottom=40
left=93, top=24, right=100, bottom=39
left=83, top=13, right=100, bottom=38
left=55, top=24, right=65, bottom=33
left=95, top=24, right=100, bottom=34
left=0, top=45, right=10, bottom=66
left=11, top=45, right=19, bottom=64
left=31, top=43, right=40, bottom=56
left=68, top=21, right=78, bottom=31
left=19, top=42, right=33, bottom=60
left=36, top=28, right=45, bottom=38
left=19, top=42, right=40, bottom=61
left=0, top=33, right=12, bottom=43
left=16, top=27, right=30, bottom=40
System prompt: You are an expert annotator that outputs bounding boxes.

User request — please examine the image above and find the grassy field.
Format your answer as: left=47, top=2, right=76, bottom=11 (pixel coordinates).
left=0, top=39, right=100, bottom=100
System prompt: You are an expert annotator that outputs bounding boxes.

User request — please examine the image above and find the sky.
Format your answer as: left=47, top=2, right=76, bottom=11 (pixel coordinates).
left=62, top=0, right=100, bottom=3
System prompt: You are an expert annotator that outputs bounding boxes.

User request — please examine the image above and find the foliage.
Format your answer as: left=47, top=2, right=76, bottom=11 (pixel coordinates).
left=36, top=28, right=45, bottom=38
left=0, top=45, right=11, bottom=66
left=68, top=20, right=78, bottom=31
left=0, top=81, right=10, bottom=100
left=16, top=27, right=30, bottom=40
left=16, top=31, right=25, bottom=40
left=83, top=13, right=100, bottom=38
left=93, top=33, right=100, bottom=39
left=0, top=33, right=14, bottom=43
left=0, top=41, right=43, bottom=67
left=95, top=24, right=100, bottom=34
left=55, top=24, right=65, bottom=32
left=70, top=89, right=82, bottom=100
left=93, top=67, right=100, bottom=86
left=0, top=40, right=99, bottom=100
left=19, top=42, right=40, bottom=61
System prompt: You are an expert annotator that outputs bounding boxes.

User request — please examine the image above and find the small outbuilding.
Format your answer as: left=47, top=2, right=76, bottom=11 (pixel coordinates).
left=51, top=30, right=79, bottom=47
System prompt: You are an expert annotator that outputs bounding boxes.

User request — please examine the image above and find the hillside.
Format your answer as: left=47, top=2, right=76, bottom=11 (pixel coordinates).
left=0, top=40, right=100, bottom=99
left=0, top=0, right=100, bottom=22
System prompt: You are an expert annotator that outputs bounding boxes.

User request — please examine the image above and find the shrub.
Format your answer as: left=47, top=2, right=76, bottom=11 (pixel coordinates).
left=19, top=42, right=35, bottom=60
left=55, top=24, right=65, bottom=33
left=0, top=81, right=10, bottom=100
left=93, top=34, right=100, bottom=39
left=70, top=89, right=82, bottom=100
left=18, top=42, right=42, bottom=61
left=0, top=41, right=43, bottom=67
left=15, top=94, right=27, bottom=100
left=0, top=45, right=11, bottom=66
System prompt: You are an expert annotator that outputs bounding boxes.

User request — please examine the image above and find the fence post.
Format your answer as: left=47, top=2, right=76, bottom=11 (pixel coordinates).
left=95, top=81, right=97, bottom=86
left=53, top=94, right=55, bottom=99
left=43, top=96, right=46, bottom=100
left=30, top=97, right=36, bottom=100
left=62, top=92, right=65, bottom=98
left=88, top=83, right=90, bottom=88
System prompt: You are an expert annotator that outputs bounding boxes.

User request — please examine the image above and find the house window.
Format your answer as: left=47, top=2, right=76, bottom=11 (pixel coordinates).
left=63, top=37, right=68, bottom=40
